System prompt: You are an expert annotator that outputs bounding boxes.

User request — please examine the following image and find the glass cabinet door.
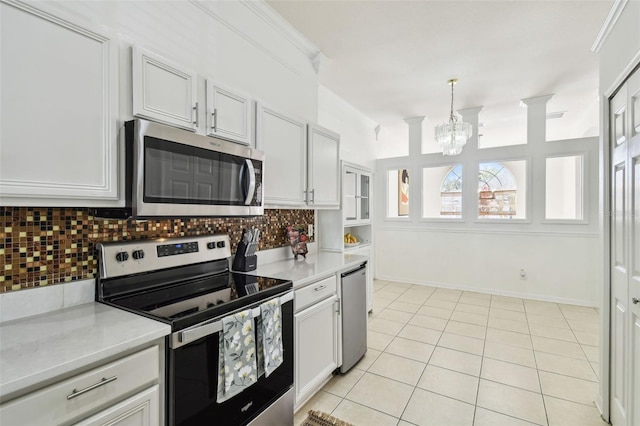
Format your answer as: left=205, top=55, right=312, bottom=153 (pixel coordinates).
left=360, top=173, right=370, bottom=221
left=344, top=170, right=358, bottom=220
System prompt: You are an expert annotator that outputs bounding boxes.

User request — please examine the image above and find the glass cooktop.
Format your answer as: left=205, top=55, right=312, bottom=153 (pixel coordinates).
left=106, top=272, right=291, bottom=329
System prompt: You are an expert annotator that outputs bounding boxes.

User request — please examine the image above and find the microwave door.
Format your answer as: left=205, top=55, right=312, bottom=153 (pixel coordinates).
left=241, top=159, right=256, bottom=206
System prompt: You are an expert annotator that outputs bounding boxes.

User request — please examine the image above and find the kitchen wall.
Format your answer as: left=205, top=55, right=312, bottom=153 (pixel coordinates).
left=375, top=111, right=601, bottom=306
left=317, top=86, right=378, bottom=170
left=0, top=207, right=314, bottom=292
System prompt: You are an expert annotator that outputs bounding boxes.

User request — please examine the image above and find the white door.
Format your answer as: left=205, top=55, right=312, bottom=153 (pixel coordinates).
left=307, top=124, right=341, bottom=208
left=206, top=81, right=251, bottom=145
left=256, top=103, right=307, bottom=206
left=132, top=46, right=198, bottom=131
left=609, top=66, right=640, bottom=426
left=625, top=68, right=640, bottom=426
left=294, top=295, right=339, bottom=405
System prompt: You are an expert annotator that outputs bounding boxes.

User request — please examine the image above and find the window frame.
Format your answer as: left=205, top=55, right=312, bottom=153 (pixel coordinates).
left=420, top=163, right=465, bottom=223
left=541, top=151, right=589, bottom=225
left=474, top=156, right=532, bottom=224
left=384, top=166, right=413, bottom=221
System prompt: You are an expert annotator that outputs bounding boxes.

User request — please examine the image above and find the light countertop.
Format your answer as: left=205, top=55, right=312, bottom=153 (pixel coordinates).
left=245, top=251, right=368, bottom=288
left=0, top=302, right=171, bottom=402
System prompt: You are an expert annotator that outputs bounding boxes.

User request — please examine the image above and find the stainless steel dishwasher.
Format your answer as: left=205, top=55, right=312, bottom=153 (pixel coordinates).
left=340, top=262, right=368, bottom=373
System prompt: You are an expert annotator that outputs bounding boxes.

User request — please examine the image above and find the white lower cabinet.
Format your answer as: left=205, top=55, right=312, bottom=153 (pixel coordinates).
left=0, top=346, right=161, bottom=425
left=74, top=385, right=159, bottom=426
left=294, top=276, right=339, bottom=407
left=355, top=245, right=373, bottom=312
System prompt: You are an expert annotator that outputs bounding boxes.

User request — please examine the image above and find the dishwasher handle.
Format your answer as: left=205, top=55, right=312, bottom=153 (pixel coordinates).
left=341, top=262, right=367, bottom=278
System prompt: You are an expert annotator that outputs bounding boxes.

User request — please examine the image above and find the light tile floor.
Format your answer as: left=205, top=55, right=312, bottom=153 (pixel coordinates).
left=294, top=280, right=606, bottom=426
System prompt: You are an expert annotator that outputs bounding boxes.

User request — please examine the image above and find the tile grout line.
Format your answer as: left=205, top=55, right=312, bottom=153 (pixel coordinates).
left=559, top=307, right=601, bottom=380
left=367, top=284, right=600, bottom=425
left=471, top=293, right=490, bottom=426
left=395, top=288, right=456, bottom=424
left=524, top=301, right=551, bottom=426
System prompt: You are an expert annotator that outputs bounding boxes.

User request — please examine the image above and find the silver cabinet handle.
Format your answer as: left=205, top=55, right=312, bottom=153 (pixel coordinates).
left=66, top=376, right=117, bottom=400
left=314, top=284, right=327, bottom=291
left=212, top=108, right=217, bottom=132
left=193, top=102, right=199, bottom=126
left=311, top=188, right=315, bottom=204
left=633, top=298, right=639, bottom=304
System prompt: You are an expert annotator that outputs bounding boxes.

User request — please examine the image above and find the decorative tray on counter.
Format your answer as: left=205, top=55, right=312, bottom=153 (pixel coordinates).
left=344, top=242, right=361, bottom=248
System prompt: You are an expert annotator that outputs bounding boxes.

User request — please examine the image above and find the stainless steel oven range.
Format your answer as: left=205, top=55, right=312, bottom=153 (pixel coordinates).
left=96, top=235, right=293, bottom=426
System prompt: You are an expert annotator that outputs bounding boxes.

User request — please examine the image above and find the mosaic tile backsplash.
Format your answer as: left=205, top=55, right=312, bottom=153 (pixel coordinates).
left=0, top=207, right=314, bottom=292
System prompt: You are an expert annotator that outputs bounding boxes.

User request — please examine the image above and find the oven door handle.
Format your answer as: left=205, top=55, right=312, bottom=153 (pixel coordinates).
left=173, top=290, right=293, bottom=348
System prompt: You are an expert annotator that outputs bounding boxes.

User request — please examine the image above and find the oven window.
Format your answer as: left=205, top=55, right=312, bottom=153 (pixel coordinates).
left=144, top=136, right=252, bottom=205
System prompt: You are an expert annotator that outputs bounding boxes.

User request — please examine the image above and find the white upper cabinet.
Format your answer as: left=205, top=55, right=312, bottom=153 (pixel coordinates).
left=307, top=125, right=341, bottom=208
left=206, top=81, right=252, bottom=145
left=0, top=0, right=119, bottom=206
left=256, top=106, right=341, bottom=209
left=343, top=166, right=372, bottom=224
left=132, top=46, right=198, bottom=132
left=256, top=102, right=307, bottom=206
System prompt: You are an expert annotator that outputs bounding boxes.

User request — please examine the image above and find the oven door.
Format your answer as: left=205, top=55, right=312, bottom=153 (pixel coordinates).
left=127, top=119, right=264, bottom=217
left=168, top=292, right=293, bottom=426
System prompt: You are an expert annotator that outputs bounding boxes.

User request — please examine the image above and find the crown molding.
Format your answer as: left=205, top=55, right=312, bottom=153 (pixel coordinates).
left=591, top=0, right=629, bottom=53
left=239, top=0, right=321, bottom=61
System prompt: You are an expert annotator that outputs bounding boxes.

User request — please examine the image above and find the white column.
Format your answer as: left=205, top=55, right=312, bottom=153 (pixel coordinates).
left=457, top=106, right=483, bottom=152
left=404, top=116, right=425, bottom=158
left=520, top=95, right=553, bottom=144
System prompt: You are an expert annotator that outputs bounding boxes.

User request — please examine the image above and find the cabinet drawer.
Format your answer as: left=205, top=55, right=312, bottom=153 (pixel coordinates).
left=0, top=346, right=159, bottom=425
left=295, top=276, right=337, bottom=312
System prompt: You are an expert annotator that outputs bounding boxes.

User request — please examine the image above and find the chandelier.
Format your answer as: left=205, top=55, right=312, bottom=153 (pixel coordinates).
left=434, top=79, right=472, bottom=156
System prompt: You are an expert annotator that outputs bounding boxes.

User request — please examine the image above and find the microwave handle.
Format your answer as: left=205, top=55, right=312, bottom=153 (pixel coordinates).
left=242, top=159, right=256, bottom=205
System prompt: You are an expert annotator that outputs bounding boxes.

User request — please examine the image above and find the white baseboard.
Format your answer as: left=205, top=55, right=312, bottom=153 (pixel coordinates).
left=375, top=275, right=597, bottom=307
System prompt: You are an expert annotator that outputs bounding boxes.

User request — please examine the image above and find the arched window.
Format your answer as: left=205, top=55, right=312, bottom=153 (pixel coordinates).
left=478, top=161, right=517, bottom=218
left=440, top=164, right=462, bottom=217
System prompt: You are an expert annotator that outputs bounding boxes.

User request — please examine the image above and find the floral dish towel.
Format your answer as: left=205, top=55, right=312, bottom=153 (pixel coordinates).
left=259, top=297, right=283, bottom=377
left=217, top=309, right=258, bottom=403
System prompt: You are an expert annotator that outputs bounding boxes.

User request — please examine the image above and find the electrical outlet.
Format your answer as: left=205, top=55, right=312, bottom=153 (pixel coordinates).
left=520, top=269, right=527, bottom=280
left=308, top=224, right=314, bottom=237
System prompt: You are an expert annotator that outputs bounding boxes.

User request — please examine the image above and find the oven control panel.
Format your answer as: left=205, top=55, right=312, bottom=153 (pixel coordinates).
left=157, top=241, right=199, bottom=257
left=97, top=235, right=231, bottom=279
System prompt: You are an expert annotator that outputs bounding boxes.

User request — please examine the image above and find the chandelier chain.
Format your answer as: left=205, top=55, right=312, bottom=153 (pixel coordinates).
left=449, top=80, right=457, bottom=123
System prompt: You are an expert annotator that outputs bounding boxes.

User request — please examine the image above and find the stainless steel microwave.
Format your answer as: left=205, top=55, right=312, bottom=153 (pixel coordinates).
left=125, top=119, right=263, bottom=217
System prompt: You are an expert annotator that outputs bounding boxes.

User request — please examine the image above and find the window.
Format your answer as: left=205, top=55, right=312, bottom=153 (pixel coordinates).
left=387, top=169, right=410, bottom=218
left=422, top=164, right=462, bottom=218
left=478, top=160, right=527, bottom=219
left=545, top=155, right=583, bottom=220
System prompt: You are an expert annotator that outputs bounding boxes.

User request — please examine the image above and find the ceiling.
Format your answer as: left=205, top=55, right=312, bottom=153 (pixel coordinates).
left=265, top=0, right=613, bottom=152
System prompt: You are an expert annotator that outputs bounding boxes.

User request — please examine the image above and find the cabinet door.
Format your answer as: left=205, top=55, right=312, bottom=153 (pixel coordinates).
left=132, top=46, right=198, bottom=131
left=344, top=168, right=372, bottom=224
left=206, top=80, right=251, bottom=145
left=359, top=172, right=372, bottom=222
left=0, top=1, right=118, bottom=205
left=344, top=169, right=359, bottom=221
left=74, top=385, right=159, bottom=426
left=357, top=245, right=373, bottom=312
left=307, top=124, right=340, bottom=208
left=256, top=103, right=307, bottom=206
left=294, top=295, right=339, bottom=405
